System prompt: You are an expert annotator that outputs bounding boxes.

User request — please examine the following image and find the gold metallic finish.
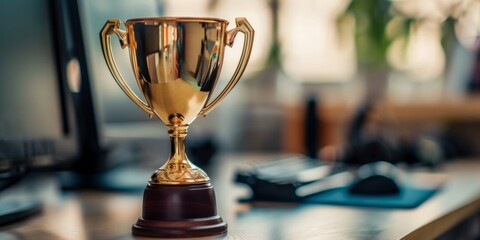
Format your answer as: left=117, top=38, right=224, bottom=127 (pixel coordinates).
left=150, top=125, right=210, bottom=184
left=100, top=17, right=254, bottom=185
left=199, top=17, right=254, bottom=116
left=100, top=19, right=154, bottom=117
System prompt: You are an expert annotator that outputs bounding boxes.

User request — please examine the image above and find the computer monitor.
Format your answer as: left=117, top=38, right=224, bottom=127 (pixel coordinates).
left=0, top=0, right=88, bottom=225
left=0, top=0, right=80, bottom=170
left=73, top=0, right=172, bottom=172
left=77, top=0, right=163, bottom=140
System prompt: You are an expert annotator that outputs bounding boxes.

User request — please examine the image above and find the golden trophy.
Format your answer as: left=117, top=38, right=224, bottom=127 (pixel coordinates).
left=100, top=17, right=254, bottom=237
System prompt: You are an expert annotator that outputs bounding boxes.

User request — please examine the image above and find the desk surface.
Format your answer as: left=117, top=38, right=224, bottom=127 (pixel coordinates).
left=1, top=154, right=480, bottom=240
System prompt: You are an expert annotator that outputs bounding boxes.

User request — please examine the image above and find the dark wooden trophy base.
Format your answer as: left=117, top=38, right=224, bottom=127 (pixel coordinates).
left=132, top=183, right=227, bottom=238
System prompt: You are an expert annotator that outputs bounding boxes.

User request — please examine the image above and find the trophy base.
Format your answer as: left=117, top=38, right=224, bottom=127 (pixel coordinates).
left=132, top=183, right=227, bottom=238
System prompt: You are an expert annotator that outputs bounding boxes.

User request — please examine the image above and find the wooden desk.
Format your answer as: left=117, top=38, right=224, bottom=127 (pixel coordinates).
left=1, top=154, right=480, bottom=240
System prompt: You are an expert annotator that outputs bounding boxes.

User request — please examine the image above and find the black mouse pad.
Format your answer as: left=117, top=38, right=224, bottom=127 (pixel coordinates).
left=302, top=185, right=439, bottom=209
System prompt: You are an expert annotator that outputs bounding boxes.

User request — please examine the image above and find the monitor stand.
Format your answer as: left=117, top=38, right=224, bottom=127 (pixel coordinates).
left=58, top=166, right=152, bottom=192
left=59, top=143, right=154, bottom=192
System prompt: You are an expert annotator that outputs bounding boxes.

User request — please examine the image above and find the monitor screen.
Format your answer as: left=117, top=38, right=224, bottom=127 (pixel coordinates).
left=0, top=0, right=78, bottom=168
left=77, top=0, right=163, bottom=141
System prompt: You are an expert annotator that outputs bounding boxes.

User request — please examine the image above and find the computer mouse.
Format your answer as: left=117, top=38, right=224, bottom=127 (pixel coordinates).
left=348, top=161, right=400, bottom=196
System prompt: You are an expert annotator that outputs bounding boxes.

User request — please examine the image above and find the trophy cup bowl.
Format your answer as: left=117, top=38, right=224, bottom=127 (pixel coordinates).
left=100, top=17, right=254, bottom=238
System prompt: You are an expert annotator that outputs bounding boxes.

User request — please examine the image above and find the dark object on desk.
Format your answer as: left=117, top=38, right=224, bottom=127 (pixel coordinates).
left=342, top=98, right=397, bottom=165
left=235, top=155, right=350, bottom=202
left=342, top=98, right=451, bottom=168
left=188, top=137, right=218, bottom=167
left=303, top=162, right=440, bottom=208
left=467, top=43, right=480, bottom=92
left=59, top=163, right=152, bottom=192
left=349, top=175, right=399, bottom=195
left=305, top=95, right=320, bottom=159
left=235, top=157, right=440, bottom=208
left=0, top=167, right=27, bottom=192
left=348, top=161, right=400, bottom=195
left=0, top=199, right=42, bottom=226
left=132, top=183, right=227, bottom=238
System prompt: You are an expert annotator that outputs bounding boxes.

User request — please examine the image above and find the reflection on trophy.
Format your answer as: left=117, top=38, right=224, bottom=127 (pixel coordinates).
left=100, top=17, right=254, bottom=237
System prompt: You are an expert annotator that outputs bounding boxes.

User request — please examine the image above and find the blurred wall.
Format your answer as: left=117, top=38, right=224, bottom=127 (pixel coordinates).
left=83, top=0, right=480, bottom=155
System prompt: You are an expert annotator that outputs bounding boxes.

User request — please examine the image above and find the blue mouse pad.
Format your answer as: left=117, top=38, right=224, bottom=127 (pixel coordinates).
left=302, top=185, right=439, bottom=209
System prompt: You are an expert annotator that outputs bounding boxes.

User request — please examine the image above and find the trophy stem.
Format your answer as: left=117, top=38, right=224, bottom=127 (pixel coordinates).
left=168, top=125, right=189, bottom=165
left=149, top=124, right=210, bottom=185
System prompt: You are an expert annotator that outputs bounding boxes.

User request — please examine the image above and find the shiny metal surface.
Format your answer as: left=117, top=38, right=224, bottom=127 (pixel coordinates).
left=100, top=17, right=254, bottom=184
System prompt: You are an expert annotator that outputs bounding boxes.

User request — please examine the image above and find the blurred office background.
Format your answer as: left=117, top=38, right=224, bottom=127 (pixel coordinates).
left=78, top=0, right=480, bottom=163
left=1, top=1, right=479, bottom=237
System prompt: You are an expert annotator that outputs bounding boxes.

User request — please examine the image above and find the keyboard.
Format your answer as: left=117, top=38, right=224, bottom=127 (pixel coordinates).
left=235, top=155, right=351, bottom=202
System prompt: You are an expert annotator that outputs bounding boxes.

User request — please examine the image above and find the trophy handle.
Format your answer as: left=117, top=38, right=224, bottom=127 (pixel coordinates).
left=100, top=19, right=154, bottom=117
left=200, top=17, right=254, bottom=116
